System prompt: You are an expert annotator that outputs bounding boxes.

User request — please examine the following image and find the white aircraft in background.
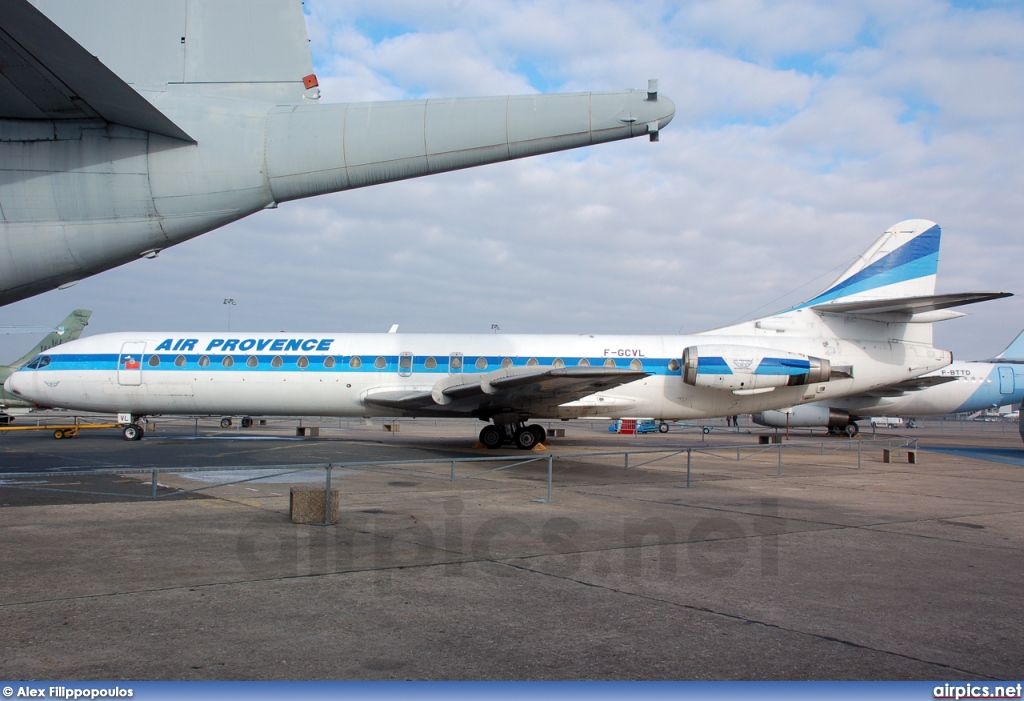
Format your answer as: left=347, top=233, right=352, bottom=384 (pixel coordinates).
left=5, top=220, right=1011, bottom=446
left=0, top=0, right=674, bottom=306
left=0, top=309, right=91, bottom=421
left=753, top=330, right=1024, bottom=436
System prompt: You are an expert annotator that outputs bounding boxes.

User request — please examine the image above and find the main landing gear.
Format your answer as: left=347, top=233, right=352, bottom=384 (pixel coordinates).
left=479, top=422, right=547, bottom=450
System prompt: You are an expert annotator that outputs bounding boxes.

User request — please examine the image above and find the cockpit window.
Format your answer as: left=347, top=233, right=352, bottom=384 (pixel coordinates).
left=25, top=355, right=51, bottom=369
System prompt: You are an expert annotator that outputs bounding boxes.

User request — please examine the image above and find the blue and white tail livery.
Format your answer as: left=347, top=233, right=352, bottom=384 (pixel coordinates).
left=800, top=219, right=941, bottom=308
left=5, top=220, right=1011, bottom=446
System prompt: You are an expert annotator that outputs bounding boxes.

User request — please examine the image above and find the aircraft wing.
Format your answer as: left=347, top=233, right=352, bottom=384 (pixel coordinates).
left=858, top=375, right=957, bottom=398
left=364, top=366, right=648, bottom=416
left=0, top=0, right=193, bottom=141
left=812, top=292, right=1012, bottom=316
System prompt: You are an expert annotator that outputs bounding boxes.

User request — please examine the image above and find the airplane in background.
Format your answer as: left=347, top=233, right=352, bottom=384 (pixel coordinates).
left=753, top=329, right=1024, bottom=436
left=0, top=309, right=91, bottom=421
left=0, top=0, right=675, bottom=306
left=5, top=221, right=1011, bottom=445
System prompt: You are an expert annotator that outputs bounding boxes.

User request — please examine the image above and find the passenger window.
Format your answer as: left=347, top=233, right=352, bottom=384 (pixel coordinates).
left=630, top=359, right=643, bottom=371
left=399, top=355, right=412, bottom=370
left=526, top=358, right=539, bottom=367
left=374, top=356, right=387, bottom=369
left=552, top=358, right=564, bottom=368
left=297, top=356, right=309, bottom=369
left=501, top=358, right=513, bottom=368
left=198, top=355, right=210, bottom=367
left=271, top=356, right=283, bottom=368
left=475, top=357, right=488, bottom=370
left=450, top=355, right=463, bottom=370
left=174, top=355, right=186, bottom=367
left=350, top=356, right=362, bottom=368
left=577, top=358, right=590, bottom=367
left=603, top=358, right=616, bottom=368
left=148, top=356, right=160, bottom=367
left=323, top=356, right=336, bottom=369
left=246, top=356, right=258, bottom=368
left=424, top=357, right=437, bottom=369
left=668, top=359, right=680, bottom=372
left=222, top=356, right=234, bottom=368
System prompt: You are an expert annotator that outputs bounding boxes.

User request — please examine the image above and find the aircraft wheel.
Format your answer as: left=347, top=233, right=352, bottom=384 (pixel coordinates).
left=658, top=422, right=670, bottom=433
left=844, top=422, right=859, bottom=438
left=528, top=424, right=547, bottom=445
left=514, top=427, right=538, bottom=450
left=54, top=429, right=64, bottom=439
left=702, top=426, right=710, bottom=435
left=479, top=425, right=503, bottom=449
left=122, top=424, right=141, bottom=441
left=241, top=416, right=253, bottom=428
left=220, top=417, right=232, bottom=428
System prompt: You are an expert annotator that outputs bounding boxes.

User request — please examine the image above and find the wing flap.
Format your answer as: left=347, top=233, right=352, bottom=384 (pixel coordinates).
left=0, top=0, right=193, bottom=141
left=362, top=367, right=648, bottom=416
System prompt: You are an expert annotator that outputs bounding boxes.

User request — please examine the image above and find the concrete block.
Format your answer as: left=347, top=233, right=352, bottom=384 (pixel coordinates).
left=289, top=487, right=339, bottom=524
left=295, top=426, right=320, bottom=437
left=546, top=428, right=565, bottom=438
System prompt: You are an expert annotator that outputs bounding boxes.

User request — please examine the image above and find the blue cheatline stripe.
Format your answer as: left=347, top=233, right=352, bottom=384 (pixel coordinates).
left=696, top=357, right=732, bottom=375
left=754, top=357, right=810, bottom=376
left=22, top=354, right=682, bottom=376
left=794, top=224, right=940, bottom=309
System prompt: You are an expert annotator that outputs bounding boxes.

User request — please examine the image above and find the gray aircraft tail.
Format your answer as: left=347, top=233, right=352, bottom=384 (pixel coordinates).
left=6, top=309, right=92, bottom=370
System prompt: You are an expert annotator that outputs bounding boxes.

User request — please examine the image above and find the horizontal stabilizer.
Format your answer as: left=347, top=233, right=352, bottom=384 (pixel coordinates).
left=0, top=0, right=192, bottom=141
left=812, top=292, right=1012, bottom=316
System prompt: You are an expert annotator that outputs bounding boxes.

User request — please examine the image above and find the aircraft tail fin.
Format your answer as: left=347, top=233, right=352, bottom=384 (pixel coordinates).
left=994, top=328, right=1024, bottom=361
left=796, top=219, right=941, bottom=310
left=34, top=0, right=316, bottom=105
left=8, top=309, right=91, bottom=369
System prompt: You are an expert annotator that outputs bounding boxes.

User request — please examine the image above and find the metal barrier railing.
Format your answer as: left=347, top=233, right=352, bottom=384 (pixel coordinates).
left=0, top=435, right=926, bottom=524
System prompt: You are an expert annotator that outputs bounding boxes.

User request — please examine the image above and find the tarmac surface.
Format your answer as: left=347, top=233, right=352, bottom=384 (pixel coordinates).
left=1, top=415, right=1022, bottom=680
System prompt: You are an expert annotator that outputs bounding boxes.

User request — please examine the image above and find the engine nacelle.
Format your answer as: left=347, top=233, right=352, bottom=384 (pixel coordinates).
left=752, top=405, right=851, bottom=429
left=682, top=345, right=830, bottom=393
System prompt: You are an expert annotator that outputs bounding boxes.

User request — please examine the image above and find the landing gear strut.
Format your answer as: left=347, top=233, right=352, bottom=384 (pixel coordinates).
left=479, top=421, right=547, bottom=450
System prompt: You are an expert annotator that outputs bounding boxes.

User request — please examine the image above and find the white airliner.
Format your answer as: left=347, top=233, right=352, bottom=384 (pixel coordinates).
left=5, top=220, right=1011, bottom=447
left=753, top=330, right=1024, bottom=435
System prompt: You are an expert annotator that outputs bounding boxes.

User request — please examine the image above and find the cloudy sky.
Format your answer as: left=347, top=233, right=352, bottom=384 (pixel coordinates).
left=3, top=0, right=1024, bottom=361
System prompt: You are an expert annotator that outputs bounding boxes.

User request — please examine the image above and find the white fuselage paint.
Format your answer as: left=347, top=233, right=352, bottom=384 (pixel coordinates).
left=6, top=323, right=952, bottom=421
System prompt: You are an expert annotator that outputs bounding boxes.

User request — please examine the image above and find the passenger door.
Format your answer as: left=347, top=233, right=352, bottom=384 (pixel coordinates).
left=118, top=341, right=146, bottom=386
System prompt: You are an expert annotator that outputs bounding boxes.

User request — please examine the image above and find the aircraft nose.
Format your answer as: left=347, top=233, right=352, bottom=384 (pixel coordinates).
left=3, top=374, right=18, bottom=397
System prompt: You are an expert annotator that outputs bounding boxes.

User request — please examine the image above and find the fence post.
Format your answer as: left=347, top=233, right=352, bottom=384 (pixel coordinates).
left=857, top=441, right=862, bottom=470
left=324, top=464, right=333, bottom=526
left=687, top=448, right=692, bottom=488
left=624, top=452, right=629, bottom=471
left=776, top=442, right=783, bottom=477
left=450, top=459, right=456, bottom=481
left=151, top=470, right=158, bottom=499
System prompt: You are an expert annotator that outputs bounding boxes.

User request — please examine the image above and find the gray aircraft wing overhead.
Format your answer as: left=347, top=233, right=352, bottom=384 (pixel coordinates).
left=0, top=0, right=676, bottom=306
left=364, top=366, right=649, bottom=418
left=0, top=0, right=192, bottom=140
